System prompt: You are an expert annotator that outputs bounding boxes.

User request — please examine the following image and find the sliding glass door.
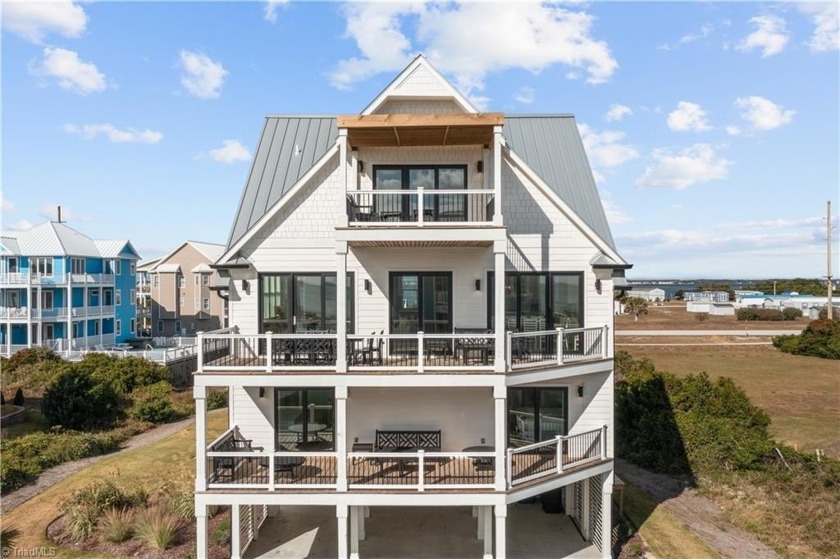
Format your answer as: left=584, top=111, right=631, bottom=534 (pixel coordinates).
left=260, top=273, right=353, bottom=333
left=275, top=388, right=335, bottom=451
left=488, top=272, right=584, bottom=331
left=508, top=387, right=568, bottom=448
left=390, top=273, right=452, bottom=335
left=374, top=165, right=467, bottom=221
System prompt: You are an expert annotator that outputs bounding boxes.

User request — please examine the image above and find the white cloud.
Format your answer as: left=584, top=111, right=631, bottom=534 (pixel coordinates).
left=600, top=193, right=632, bottom=225
left=604, top=104, right=632, bottom=122
left=635, top=144, right=731, bottom=190
left=64, top=123, right=163, bottom=144
left=31, top=47, right=106, bottom=94
left=658, top=23, right=713, bottom=50
left=329, top=3, right=617, bottom=96
left=6, top=219, right=34, bottom=232
left=514, top=87, right=535, bottom=104
left=797, top=3, right=839, bottom=52
left=725, top=125, right=742, bottom=136
left=578, top=124, right=639, bottom=175
left=207, top=140, right=251, bottom=164
left=735, top=96, right=795, bottom=130
left=1, top=0, right=87, bottom=44
left=737, top=15, right=789, bottom=57
left=179, top=50, right=227, bottom=99
left=666, top=101, right=711, bottom=132
left=264, top=0, right=289, bottom=23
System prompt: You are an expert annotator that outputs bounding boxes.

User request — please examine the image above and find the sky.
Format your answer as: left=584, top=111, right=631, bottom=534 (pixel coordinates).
left=1, top=1, right=838, bottom=280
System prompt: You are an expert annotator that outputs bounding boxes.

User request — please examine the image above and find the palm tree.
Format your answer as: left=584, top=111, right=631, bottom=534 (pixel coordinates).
left=624, top=297, right=649, bottom=322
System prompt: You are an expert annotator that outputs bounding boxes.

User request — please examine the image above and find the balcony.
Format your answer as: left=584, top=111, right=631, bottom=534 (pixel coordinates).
left=346, top=189, right=495, bottom=227
left=197, top=326, right=609, bottom=375
left=0, top=273, right=115, bottom=286
left=203, top=426, right=607, bottom=492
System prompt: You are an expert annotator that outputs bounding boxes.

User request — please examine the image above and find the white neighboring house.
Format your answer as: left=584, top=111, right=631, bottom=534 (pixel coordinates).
left=686, top=301, right=736, bottom=315
left=627, top=288, right=665, bottom=302
left=193, top=56, right=630, bottom=559
left=684, top=291, right=729, bottom=302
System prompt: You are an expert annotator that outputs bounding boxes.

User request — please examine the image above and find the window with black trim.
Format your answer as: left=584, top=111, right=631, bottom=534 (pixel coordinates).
left=260, top=273, right=354, bottom=333
left=373, top=165, right=468, bottom=221
left=487, top=272, right=584, bottom=331
left=275, top=388, right=335, bottom=451
left=508, top=387, right=568, bottom=447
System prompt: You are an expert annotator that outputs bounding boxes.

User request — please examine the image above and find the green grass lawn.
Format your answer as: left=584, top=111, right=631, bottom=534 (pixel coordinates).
left=622, top=345, right=840, bottom=457
left=0, top=410, right=228, bottom=555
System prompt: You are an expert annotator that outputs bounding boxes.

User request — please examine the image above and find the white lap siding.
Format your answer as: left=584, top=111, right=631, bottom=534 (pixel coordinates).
left=231, top=387, right=275, bottom=450
left=347, top=387, right=494, bottom=451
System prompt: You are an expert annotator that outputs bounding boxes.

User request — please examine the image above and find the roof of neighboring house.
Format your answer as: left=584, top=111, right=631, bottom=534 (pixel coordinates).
left=137, top=257, right=162, bottom=272
left=155, top=263, right=181, bottom=273
left=0, top=221, right=139, bottom=259
left=226, top=117, right=339, bottom=248
left=191, top=263, right=214, bottom=273
left=188, top=241, right=225, bottom=262
left=503, top=116, right=615, bottom=251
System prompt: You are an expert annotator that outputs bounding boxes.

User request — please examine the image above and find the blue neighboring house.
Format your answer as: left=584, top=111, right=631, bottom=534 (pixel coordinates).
left=0, top=221, right=140, bottom=355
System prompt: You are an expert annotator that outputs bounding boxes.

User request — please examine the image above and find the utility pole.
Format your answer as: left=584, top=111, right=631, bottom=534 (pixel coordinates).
left=828, top=200, right=834, bottom=320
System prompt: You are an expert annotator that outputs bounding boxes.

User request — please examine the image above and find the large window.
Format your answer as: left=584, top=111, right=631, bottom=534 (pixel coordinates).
left=260, top=273, right=354, bottom=333
left=374, top=165, right=468, bottom=221
left=508, top=387, right=568, bottom=447
left=31, top=257, right=53, bottom=277
left=71, top=258, right=85, bottom=275
left=488, top=272, right=583, bottom=331
left=390, top=272, right=452, bottom=335
left=275, top=388, right=335, bottom=451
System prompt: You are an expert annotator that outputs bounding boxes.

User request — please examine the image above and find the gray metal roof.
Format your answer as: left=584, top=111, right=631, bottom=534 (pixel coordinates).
left=226, top=117, right=339, bottom=249
left=503, top=116, right=616, bottom=252
left=0, top=222, right=140, bottom=259
left=94, top=239, right=139, bottom=259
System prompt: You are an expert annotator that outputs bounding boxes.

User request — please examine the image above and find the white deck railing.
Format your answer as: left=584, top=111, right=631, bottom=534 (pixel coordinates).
left=507, top=326, right=608, bottom=370
left=0, top=273, right=115, bottom=285
left=507, top=426, right=606, bottom=487
left=346, top=189, right=495, bottom=226
left=347, top=332, right=496, bottom=372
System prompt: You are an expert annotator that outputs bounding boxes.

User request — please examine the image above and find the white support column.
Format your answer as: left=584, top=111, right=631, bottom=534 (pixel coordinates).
left=359, top=506, right=366, bottom=540
left=196, top=503, right=209, bottom=559
left=194, top=385, right=208, bottom=491
left=337, top=504, right=348, bottom=559
left=336, top=242, right=348, bottom=373
left=66, top=274, right=72, bottom=350
left=252, top=505, right=260, bottom=541
left=25, top=283, right=32, bottom=348
left=493, top=385, right=507, bottom=491
left=493, top=240, right=506, bottom=373
left=483, top=506, right=493, bottom=559
left=601, top=475, right=614, bottom=559
left=231, top=505, right=242, bottom=559
left=336, top=386, right=348, bottom=491
left=350, top=506, right=360, bottom=559
left=338, top=129, right=349, bottom=228
left=492, top=125, right=503, bottom=226
left=494, top=504, right=507, bottom=559
left=582, top=477, right=591, bottom=539
left=477, top=505, right=485, bottom=540
left=36, top=285, right=42, bottom=345
left=564, top=484, right=575, bottom=516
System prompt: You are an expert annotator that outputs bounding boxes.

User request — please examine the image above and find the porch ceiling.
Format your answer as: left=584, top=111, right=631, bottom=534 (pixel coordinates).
left=338, top=113, right=504, bottom=148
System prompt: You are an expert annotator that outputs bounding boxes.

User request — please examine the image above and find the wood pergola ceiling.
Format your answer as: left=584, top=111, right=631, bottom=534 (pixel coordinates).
left=338, top=113, right=505, bottom=148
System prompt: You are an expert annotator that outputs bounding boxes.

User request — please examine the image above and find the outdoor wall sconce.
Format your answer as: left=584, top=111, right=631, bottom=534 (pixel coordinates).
left=476, top=160, right=483, bottom=173
left=259, top=387, right=266, bottom=398
left=364, top=279, right=372, bottom=294
left=358, top=161, right=364, bottom=173
left=475, top=279, right=481, bottom=291
left=242, top=279, right=250, bottom=292
left=595, top=278, right=602, bottom=294
left=577, top=385, right=584, bottom=398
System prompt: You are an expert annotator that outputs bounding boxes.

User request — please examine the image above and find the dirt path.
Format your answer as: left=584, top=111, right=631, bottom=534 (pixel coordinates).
left=616, top=459, right=777, bottom=559
left=0, top=416, right=195, bottom=514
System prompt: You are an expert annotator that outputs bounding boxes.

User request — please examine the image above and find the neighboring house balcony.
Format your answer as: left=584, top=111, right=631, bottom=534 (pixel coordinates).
left=200, top=425, right=610, bottom=496
left=196, top=325, right=610, bottom=377
left=0, top=273, right=116, bottom=286
left=0, top=306, right=114, bottom=320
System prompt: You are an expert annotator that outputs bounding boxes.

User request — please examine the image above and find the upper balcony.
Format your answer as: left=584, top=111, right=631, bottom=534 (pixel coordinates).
left=0, top=273, right=115, bottom=286
left=196, top=326, right=610, bottom=377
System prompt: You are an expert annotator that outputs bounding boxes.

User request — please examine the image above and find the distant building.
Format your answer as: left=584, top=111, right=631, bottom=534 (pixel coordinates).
left=684, top=291, right=729, bottom=302
left=0, top=221, right=139, bottom=355
left=686, top=301, right=735, bottom=315
left=628, top=288, right=665, bottom=302
left=145, top=241, right=226, bottom=337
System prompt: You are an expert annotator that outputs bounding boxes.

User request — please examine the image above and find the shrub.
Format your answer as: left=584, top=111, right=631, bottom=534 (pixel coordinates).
left=695, top=312, right=709, bottom=322
left=206, top=388, right=228, bottom=410
left=12, top=387, right=24, bottom=406
left=737, top=308, right=784, bottom=321
left=773, top=319, right=840, bottom=359
left=72, top=353, right=169, bottom=397
left=210, top=517, right=231, bottom=544
left=129, top=381, right=176, bottom=424
left=135, top=506, right=180, bottom=550
left=60, top=478, right=143, bottom=541
left=42, top=366, right=121, bottom=430
left=4, top=347, right=61, bottom=373
left=1, top=526, right=20, bottom=549
left=100, top=507, right=134, bottom=543
left=782, top=307, right=802, bottom=321
left=166, top=487, right=195, bottom=519
left=0, top=430, right=127, bottom=492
